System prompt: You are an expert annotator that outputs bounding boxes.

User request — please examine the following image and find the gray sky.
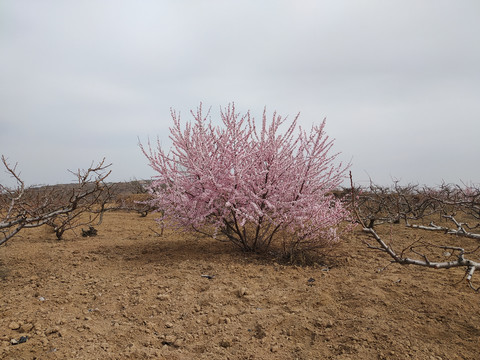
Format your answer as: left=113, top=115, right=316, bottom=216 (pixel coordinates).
left=1, top=0, right=479, bottom=187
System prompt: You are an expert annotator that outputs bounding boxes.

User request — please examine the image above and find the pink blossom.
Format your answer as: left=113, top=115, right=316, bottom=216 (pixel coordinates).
left=141, top=103, right=352, bottom=255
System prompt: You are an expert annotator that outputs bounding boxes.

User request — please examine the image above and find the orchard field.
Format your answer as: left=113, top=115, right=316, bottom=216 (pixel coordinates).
left=1, top=203, right=479, bottom=359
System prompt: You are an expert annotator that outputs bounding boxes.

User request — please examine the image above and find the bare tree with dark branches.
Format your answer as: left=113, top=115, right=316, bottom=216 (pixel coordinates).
left=0, top=156, right=113, bottom=244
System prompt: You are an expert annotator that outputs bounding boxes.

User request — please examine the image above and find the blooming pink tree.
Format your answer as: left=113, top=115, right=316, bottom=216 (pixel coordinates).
left=141, top=103, right=351, bottom=257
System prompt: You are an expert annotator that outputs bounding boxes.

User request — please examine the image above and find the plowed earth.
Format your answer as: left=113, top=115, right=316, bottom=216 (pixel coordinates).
left=1, top=212, right=479, bottom=359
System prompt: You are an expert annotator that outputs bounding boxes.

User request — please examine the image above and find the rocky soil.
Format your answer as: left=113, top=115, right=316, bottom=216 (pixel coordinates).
left=1, top=212, right=479, bottom=359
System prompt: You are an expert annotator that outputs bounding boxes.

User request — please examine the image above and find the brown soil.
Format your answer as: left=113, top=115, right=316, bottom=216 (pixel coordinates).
left=1, top=212, right=479, bottom=359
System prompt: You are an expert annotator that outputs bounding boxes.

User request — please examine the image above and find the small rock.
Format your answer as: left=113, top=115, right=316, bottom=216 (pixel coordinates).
left=165, top=322, right=173, bottom=328
left=8, top=322, right=20, bottom=330
left=45, top=327, right=60, bottom=336
left=219, top=340, right=231, bottom=348
left=157, top=294, right=170, bottom=301
left=236, top=287, right=247, bottom=297
left=162, top=335, right=176, bottom=345
left=173, top=338, right=183, bottom=347
left=20, top=323, right=34, bottom=332
left=10, top=338, right=18, bottom=345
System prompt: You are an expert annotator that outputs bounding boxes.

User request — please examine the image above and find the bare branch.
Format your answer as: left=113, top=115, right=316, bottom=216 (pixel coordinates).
left=406, top=215, right=480, bottom=240
left=360, top=225, right=480, bottom=290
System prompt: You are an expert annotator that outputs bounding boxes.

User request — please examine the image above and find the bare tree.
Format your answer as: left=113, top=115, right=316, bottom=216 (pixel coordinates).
left=43, top=159, right=114, bottom=239
left=1, top=156, right=113, bottom=245
left=351, top=179, right=439, bottom=228
left=349, top=172, right=480, bottom=291
left=111, top=179, right=154, bottom=217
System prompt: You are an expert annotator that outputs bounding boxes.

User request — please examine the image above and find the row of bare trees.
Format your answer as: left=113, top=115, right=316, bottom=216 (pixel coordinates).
left=348, top=173, right=480, bottom=291
left=0, top=156, right=159, bottom=246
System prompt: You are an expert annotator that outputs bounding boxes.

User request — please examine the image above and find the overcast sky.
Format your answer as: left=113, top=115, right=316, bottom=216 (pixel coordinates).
left=1, top=1, right=479, bottom=187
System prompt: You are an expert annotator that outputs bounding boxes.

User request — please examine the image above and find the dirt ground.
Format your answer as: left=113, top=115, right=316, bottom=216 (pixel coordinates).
left=1, top=211, right=479, bottom=360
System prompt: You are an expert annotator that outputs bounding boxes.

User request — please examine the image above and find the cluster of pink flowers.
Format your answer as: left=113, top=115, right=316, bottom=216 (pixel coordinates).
left=141, top=103, right=351, bottom=254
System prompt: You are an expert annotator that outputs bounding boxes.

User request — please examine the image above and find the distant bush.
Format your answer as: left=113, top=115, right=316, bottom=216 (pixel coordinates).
left=141, top=103, right=352, bottom=259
